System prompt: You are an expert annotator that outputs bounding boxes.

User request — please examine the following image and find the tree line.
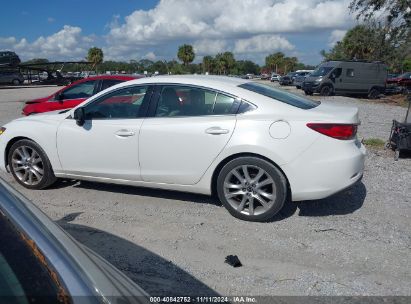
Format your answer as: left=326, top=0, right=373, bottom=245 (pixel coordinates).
left=22, top=44, right=313, bottom=76
left=321, top=0, right=410, bottom=72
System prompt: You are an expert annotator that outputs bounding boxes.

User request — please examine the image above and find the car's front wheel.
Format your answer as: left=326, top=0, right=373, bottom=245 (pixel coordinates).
left=217, top=157, right=287, bottom=222
left=320, top=85, right=333, bottom=96
left=8, top=139, right=57, bottom=189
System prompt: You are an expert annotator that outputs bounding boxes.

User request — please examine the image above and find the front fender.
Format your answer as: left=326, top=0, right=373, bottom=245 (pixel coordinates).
left=0, top=120, right=61, bottom=172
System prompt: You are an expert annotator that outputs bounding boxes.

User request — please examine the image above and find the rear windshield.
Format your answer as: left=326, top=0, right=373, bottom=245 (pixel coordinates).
left=238, top=82, right=319, bottom=109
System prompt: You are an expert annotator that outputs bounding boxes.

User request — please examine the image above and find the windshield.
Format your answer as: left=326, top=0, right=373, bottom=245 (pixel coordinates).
left=239, top=82, right=319, bottom=109
left=398, top=72, right=411, bottom=78
left=310, top=66, right=334, bottom=77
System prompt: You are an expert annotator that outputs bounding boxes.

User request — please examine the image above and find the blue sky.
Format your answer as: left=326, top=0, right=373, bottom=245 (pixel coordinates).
left=0, top=0, right=355, bottom=65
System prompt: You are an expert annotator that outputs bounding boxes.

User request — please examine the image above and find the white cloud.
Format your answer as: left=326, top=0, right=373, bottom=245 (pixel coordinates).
left=328, top=29, right=347, bottom=47
left=0, top=26, right=95, bottom=60
left=106, top=0, right=353, bottom=57
left=143, top=51, right=156, bottom=61
left=193, top=39, right=227, bottom=55
left=0, top=0, right=354, bottom=64
left=234, top=35, right=294, bottom=54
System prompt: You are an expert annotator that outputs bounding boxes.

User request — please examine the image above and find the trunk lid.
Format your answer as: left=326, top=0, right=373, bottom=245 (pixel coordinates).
left=306, top=102, right=360, bottom=124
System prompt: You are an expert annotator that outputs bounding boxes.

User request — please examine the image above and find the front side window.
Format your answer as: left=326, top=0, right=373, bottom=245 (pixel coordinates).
left=154, top=86, right=240, bottom=117
left=85, top=85, right=149, bottom=119
left=239, top=82, right=319, bottom=109
left=332, top=68, right=342, bottom=78
left=61, top=80, right=97, bottom=99
left=0, top=213, right=63, bottom=302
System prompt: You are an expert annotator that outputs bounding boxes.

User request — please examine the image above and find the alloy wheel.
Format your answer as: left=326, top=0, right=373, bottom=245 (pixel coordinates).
left=223, top=165, right=276, bottom=216
left=11, top=146, right=44, bottom=186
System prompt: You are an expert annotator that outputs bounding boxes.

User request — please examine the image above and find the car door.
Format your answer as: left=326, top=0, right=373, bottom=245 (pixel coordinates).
left=330, top=67, right=343, bottom=93
left=139, top=85, right=239, bottom=185
left=56, top=85, right=152, bottom=180
left=47, top=80, right=99, bottom=112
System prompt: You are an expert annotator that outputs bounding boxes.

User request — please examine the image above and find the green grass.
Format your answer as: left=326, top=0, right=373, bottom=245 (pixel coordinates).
left=362, top=138, right=385, bottom=148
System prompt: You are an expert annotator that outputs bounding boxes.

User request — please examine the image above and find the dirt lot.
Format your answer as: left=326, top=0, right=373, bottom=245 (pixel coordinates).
left=0, top=84, right=410, bottom=297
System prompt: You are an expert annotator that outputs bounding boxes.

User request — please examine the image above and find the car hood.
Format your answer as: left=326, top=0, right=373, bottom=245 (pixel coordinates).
left=0, top=178, right=149, bottom=302
left=16, top=109, right=70, bottom=122
left=25, top=95, right=53, bottom=104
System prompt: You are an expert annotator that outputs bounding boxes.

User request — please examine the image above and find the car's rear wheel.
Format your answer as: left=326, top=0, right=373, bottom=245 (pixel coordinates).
left=8, top=139, right=57, bottom=189
left=12, top=79, right=20, bottom=85
left=368, top=88, right=380, bottom=99
left=217, top=157, right=287, bottom=222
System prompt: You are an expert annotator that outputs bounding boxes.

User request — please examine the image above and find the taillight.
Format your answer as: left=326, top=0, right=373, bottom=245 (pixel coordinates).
left=307, top=123, right=357, bottom=140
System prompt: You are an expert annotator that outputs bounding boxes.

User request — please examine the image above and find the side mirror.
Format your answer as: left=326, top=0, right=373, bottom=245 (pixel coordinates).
left=73, top=107, right=86, bottom=126
left=56, top=92, right=64, bottom=102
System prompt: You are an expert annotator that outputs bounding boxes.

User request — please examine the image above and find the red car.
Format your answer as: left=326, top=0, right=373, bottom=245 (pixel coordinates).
left=22, top=75, right=141, bottom=115
left=386, top=72, right=411, bottom=87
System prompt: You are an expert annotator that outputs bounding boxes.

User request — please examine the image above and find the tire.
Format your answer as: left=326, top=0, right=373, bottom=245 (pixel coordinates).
left=8, top=139, right=57, bottom=189
left=304, top=90, right=313, bottom=96
left=320, top=85, right=333, bottom=96
left=394, top=150, right=400, bottom=161
left=217, top=157, right=287, bottom=222
left=12, top=79, right=20, bottom=85
left=296, top=85, right=301, bottom=89
left=368, top=88, right=380, bottom=99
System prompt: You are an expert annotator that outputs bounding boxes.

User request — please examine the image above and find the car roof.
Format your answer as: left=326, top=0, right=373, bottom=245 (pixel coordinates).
left=119, top=75, right=251, bottom=91
left=81, top=75, right=140, bottom=81
left=68, top=74, right=141, bottom=86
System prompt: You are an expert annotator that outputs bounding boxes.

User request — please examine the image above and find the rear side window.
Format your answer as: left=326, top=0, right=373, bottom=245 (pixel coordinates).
left=100, top=79, right=123, bottom=91
left=238, top=82, right=319, bottom=109
left=346, top=69, right=355, bottom=77
left=154, top=86, right=240, bottom=117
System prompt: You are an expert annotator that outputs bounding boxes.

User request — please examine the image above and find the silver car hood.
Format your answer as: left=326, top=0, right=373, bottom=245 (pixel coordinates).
left=0, top=178, right=148, bottom=303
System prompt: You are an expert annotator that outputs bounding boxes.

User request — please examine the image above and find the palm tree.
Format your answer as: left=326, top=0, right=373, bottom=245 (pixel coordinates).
left=177, top=44, right=195, bottom=66
left=284, top=56, right=298, bottom=73
left=202, top=55, right=214, bottom=74
left=87, top=47, right=104, bottom=72
left=265, top=52, right=285, bottom=73
left=215, top=52, right=235, bottom=75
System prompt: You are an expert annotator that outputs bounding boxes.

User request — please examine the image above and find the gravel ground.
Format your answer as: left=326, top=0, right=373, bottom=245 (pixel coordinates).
left=0, top=84, right=410, bottom=298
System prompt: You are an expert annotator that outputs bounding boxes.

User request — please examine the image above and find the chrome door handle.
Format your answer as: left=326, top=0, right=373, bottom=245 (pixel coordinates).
left=205, top=127, right=230, bottom=135
left=115, top=129, right=135, bottom=137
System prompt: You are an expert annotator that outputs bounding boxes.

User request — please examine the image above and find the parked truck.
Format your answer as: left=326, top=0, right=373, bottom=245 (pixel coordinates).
left=302, top=60, right=387, bottom=99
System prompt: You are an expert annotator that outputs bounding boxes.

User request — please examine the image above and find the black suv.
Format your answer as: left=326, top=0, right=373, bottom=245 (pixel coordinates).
left=0, top=51, right=21, bottom=67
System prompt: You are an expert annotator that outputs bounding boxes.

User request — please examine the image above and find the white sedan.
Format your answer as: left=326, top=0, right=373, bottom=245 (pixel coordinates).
left=0, top=76, right=366, bottom=221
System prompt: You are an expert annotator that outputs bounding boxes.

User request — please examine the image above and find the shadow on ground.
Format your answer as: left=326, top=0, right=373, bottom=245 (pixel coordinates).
left=56, top=213, right=220, bottom=297
left=69, top=178, right=366, bottom=221
left=296, top=181, right=367, bottom=217
left=73, top=180, right=220, bottom=206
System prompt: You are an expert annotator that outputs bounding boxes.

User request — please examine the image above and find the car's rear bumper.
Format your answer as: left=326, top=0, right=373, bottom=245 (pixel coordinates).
left=282, top=137, right=366, bottom=201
